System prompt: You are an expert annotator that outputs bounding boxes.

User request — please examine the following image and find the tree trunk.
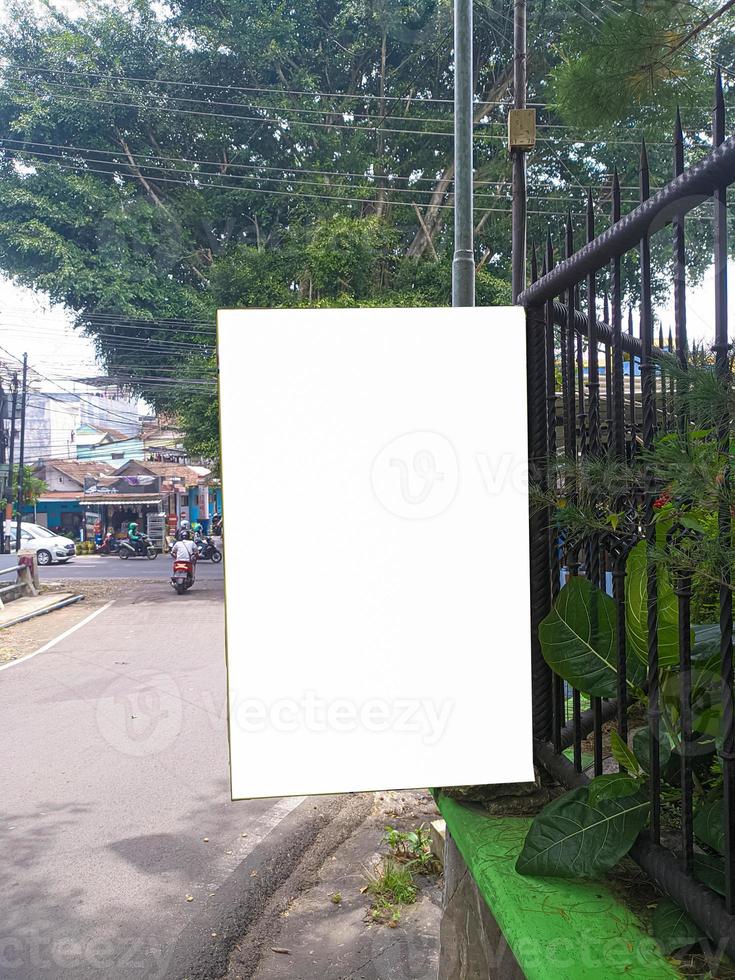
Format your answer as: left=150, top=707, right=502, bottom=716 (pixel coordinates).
left=406, top=67, right=513, bottom=259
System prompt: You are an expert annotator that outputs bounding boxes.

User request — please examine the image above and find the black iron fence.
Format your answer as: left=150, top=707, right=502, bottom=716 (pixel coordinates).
left=520, top=72, right=735, bottom=955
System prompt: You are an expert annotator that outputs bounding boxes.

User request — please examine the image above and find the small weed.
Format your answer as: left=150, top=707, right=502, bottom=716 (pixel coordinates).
left=383, top=824, right=439, bottom=872
left=365, top=857, right=417, bottom=909
left=370, top=896, right=402, bottom=928
left=330, top=892, right=342, bottom=905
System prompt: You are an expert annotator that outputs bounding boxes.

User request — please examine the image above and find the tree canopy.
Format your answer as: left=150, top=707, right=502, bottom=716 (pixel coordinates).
left=0, top=0, right=730, bottom=459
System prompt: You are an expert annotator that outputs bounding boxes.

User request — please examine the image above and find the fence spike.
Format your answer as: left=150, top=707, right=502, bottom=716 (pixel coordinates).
left=668, top=327, right=673, bottom=352
left=640, top=139, right=650, bottom=201
left=565, top=210, right=573, bottom=254
left=674, top=107, right=685, bottom=176
left=586, top=187, right=594, bottom=242
left=715, top=67, right=725, bottom=147
left=673, top=105, right=688, bottom=373
left=612, top=168, right=621, bottom=222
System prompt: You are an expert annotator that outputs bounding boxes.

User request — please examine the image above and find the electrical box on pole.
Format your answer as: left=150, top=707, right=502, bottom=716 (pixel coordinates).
left=508, top=108, right=536, bottom=152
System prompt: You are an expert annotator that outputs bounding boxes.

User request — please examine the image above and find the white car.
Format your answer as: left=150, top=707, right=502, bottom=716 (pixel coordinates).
left=3, top=522, right=76, bottom=566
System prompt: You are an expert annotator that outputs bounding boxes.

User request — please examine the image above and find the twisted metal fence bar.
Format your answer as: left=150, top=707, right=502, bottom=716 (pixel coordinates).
left=521, top=74, right=735, bottom=955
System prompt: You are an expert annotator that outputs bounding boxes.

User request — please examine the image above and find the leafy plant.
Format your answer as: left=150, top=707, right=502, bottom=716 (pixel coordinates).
left=516, top=779, right=649, bottom=877
left=382, top=824, right=437, bottom=871
left=520, top=357, right=735, bottom=898
left=651, top=900, right=707, bottom=956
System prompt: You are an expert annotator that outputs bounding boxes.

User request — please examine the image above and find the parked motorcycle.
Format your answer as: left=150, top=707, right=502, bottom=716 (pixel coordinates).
left=96, top=531, right=120, bottom=555
left=119, top=533, right=157, bottom=560
left=170, top=557, right=195, bottom=594
left=196, top=535, right=222, bottom=563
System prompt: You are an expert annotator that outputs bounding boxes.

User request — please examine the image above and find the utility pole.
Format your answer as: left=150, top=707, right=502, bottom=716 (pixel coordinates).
left=511, top=0, right=529, bottom=301
left=452, top=0, right=475, bottom=306
left=14, top=355, right=27, bottom=555
left=0, top=378, right=5, bottom=556
left=6, top=372, right=17, bottom=550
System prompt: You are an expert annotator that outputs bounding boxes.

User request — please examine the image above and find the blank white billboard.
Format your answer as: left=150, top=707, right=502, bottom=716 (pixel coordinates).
left=218, top=307, right=533, bottom=799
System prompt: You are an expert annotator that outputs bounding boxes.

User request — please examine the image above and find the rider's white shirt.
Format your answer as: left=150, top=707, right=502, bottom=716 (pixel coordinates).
left=171, top=540, right=197, bottom=562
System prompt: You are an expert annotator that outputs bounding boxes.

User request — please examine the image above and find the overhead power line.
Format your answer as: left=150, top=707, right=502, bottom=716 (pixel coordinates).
left=1, top=62, right=458, bottom=105
left=0, top=82, right=679, bottom=146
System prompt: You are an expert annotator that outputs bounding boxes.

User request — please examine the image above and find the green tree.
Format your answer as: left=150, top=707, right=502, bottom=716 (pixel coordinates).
left=0, top=0, right=728, bottom=463
left=3, top=466, right=47, bottom=510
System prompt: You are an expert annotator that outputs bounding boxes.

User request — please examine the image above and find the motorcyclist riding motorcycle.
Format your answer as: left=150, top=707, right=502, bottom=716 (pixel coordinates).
left=127, top=521, right=146, bottom=557
left=171, top=529, right=198, bottom=582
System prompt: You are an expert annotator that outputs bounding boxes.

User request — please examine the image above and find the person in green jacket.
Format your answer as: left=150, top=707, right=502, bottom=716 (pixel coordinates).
left=128, top=521, right=143, bottom=554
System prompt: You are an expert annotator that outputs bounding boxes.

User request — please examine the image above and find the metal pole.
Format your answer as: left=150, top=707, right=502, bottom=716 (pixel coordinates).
left=0, top=379, right=5, bottom=556
left=5, top=372, right=17, bottom=550
left=511, top=0, right=527, bottom=301
left=14, top=354, right=27, bottom=554
left=452, top=0, right=475, bottom=307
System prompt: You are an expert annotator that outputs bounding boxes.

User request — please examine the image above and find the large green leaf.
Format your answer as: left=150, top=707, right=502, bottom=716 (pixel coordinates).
left=694, top=852, right=726, bottom=896
left=539, top=578, right=643, bottom=698
left=631, top=726, right=673, bottom=774
left=693, top=798, right=725, bottom=854
left=516, top=785, right=649, bottom=877
left=652, top=899, right=707, bottom=955
left=610, top=731, right=643, bottom=776
left=587, top=772, right=641, bottom=805
left=626, top=540, right=690, bottom=669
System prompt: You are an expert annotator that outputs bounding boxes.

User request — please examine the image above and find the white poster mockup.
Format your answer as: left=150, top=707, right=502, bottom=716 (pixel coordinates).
left=218, top=307, right=533, bottom=799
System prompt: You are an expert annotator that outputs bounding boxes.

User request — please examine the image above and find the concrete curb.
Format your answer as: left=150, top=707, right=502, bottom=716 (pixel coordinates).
left=162, top=793, right=375, bottom=980
left=0, top=593, right=85, bottom=630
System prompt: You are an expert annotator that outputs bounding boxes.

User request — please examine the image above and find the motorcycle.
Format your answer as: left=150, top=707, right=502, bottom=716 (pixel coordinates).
left=196, top=535, right=222, bottom=563
left=119, top=533, right=157, bottom=560
left=96, top=531, right=120, bottom=555
left=170, top=557, right=195, bottom=594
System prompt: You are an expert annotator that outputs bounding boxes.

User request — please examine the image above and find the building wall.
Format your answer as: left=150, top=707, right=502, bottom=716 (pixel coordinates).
left=24, top=390, right=145, bottom=462
left=188, top=485, right=211, bottom=522
left=22, top=500, right=83, bottom=534
left=77, top=439, right=144, bottom=464
left=39, top=466, right=83, bottom=492
left=24, top=393, right=78, bottom=461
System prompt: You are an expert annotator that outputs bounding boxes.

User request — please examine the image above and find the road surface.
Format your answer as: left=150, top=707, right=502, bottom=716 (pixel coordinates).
left=39, top=556, right=225, bottom=582
left=0, top=574, right=293, bottom=979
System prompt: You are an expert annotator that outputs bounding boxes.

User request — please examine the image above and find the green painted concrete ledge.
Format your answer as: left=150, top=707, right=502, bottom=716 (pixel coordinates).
left=437, top=794, right=681, bottom=979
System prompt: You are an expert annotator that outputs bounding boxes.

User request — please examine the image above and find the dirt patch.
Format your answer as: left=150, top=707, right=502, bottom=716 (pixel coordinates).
left=0, top=579, right=159, bottom=667
left=231, top=790, right=441, bottom=980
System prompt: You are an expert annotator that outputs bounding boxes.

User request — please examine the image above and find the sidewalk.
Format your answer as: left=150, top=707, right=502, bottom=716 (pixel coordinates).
left=226, top=791, right=442, bottom=980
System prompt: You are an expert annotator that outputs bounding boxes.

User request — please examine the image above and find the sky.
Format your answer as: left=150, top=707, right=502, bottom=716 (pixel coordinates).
left=664, top=259, right=735, bottom=349
left=0, top=276, right=101, bottom=390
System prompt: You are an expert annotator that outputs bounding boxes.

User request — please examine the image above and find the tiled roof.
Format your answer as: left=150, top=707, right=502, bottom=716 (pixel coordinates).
left=97, top=426, right=132, bottom=443
left=141, top=423, right=183, bottom=440
left=36, top=491, right=84, bottom=501
left=127, top=460, right=210, bottom=485
left=40, top=459, right=117, bottom=486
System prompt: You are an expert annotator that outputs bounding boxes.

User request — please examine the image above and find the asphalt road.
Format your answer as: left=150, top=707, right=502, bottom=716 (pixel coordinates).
left=39, top=555, right=225, bottom=581
left=0, top=575, right=297, bottom=980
